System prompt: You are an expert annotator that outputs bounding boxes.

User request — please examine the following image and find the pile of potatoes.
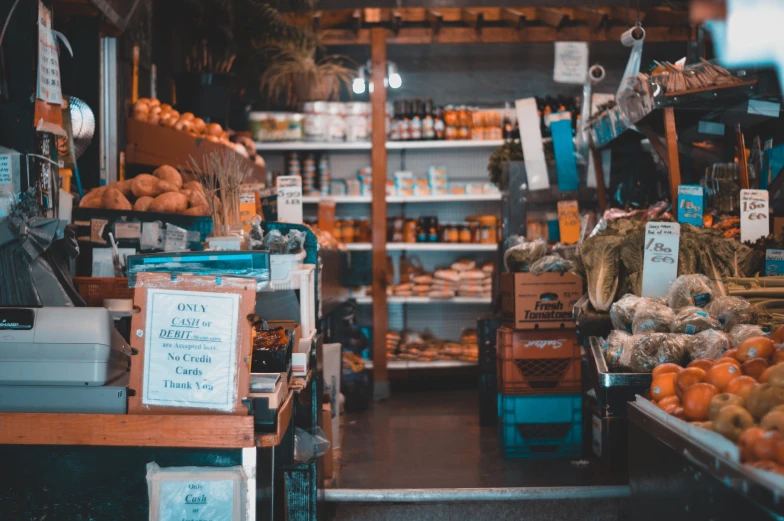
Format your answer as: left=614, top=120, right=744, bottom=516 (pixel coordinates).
left=78, top=165, right=211, bottom=216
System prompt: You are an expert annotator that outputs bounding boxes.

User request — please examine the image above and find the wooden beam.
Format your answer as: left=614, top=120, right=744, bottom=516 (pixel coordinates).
left=535, top=7, right=569, bottom=29
left=500, top=8, right=526, bottom=29
left=573, top=7, right=609, bottom=30
left=462, top=8, right=484, bottom=31
left=363, top=8, right=382, bottom=24
left=590, top=146, right=608, bottom=213
left=370, top=27, right=389, bottom=397
left=318, top=25, right=692, bottom=45
left=609, top=6, right=646, bottom=25
left=426, top=9, right=443, bottom=34
left=663, top=107, right=681, bottom=205
left=690, top=0, right=726, bottom=24
left=644, top=7, right=689, bottom=26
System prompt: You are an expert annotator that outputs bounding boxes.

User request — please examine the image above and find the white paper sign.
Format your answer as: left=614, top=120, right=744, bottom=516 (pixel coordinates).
left=141, top=222, right=163, bottom=250
left=164, top=224, right=188, bottom=252
left=158, top=479, right=236, bottom=521
left=36, top=3, right=63, bottom=105
left=143, top=289, right=240, bottom=411
left=740, top=189, right=769, bottom=244
left=515, top=98, right=550, bottom=191
left=115, top=222, right=141, bottom=240
left=90, top=218, right=108, bottom=244
left=641, top=222, right=681, bottom=298
left=0, top=155, right=10, bottom=185
left=276, top=175, right=303, bottom=224
left=554, top=42, right=589, bottom=84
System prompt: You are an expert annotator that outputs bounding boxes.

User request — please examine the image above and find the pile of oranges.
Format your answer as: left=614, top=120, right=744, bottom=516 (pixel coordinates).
left=649, top=327, right=784, bottom=474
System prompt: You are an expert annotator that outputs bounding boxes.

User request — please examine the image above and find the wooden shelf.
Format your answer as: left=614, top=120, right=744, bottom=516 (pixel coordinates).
left=125, top=118, right=265, bottom=178
left=0, top=412, right=255, bottom=449
left=256, top=387, right=295, bottom=448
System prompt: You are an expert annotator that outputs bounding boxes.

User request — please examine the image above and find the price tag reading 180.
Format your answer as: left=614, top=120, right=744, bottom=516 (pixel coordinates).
left=740, top=189, right=769, bottom=244
left=641, top=222, right=681, bottom=298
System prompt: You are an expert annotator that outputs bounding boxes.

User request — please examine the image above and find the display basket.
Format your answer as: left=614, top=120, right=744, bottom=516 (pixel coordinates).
left=496, top=327, right=582, bottom=395
left=73, top=277, right=134, bottom=307
left=498, top=393, right=582, bottom=459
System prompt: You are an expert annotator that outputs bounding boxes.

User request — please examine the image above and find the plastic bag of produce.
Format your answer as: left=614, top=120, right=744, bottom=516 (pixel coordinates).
left=529, top=255, right=575, bottom=275
left=708, top=296, right=756, bottom=332
left=670, top=306, right=721, bottom=334
left=729, top=324, right=767, bottom=348
left=629, top=333, right=689, bottom=373
left=687, top=329, right=731, bottom=360
left=666, top=274, right=716, bottom=309
left=610, top=294, right=666, bottom=333
left=632, top=302, right=675, bottom=335
left=503, top=238, right=549, bottom=272
left=603, top=330, right=634, bottom=371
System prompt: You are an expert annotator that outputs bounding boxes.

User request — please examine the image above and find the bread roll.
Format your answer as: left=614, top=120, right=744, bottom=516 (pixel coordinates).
left=152, top=165, right=183, bottom=189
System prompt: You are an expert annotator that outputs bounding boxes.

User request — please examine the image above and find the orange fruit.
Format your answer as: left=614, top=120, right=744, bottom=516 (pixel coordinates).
left=682, top=382, right=719, bottom=421
left=675, top=367, right=706, bottom=400
left=770, top=325, right=784, bottom=345
left=688, top=358, right=714, bottom=372
left=774, top=348, right=784, bottom=365
left=754, top=431, right=784, bottom=461
left=724, top=375, right=758, bottom=400
left=761, top=366, right=774, bottom=383
left=721, top=348, right=740, bottom=360
left=743, top=358, right=771, bottom=381
left=774, top=438, right=784, bottom=466
left=718, top=357, right=742, bottom=369
left=651, top=373, right=678, bottom=400
left=737, top=337, right=775, bottom=363
left=706, top=362, right=742, bottom=391
left=652, top=363, right=683, bottom=379
left=739, top=427, right=767, bottom=462
left=657, top=395, right=681, bottom=409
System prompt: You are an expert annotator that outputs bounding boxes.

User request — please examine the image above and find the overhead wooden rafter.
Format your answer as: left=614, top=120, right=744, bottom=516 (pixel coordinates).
left=299, top=6, right=694, bottom=45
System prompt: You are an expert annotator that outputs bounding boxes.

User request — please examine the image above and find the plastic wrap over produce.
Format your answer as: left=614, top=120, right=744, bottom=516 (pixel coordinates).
left=729, top=324, right=768, bottom=348
left=629, top=333, right=688, bottom=373
left=503, top=237, right=549, bottom=273
left=708, top=296, right=756, bottom=332
left=146, top=463, right=246, bottom=521
left=686, top=329, right=731, bottom=360
left=604, top=330, right=634, bottom=371
left=142, top=288, right=241, bottom=412
left=666, top=274, right=717, bottom=309
left=610, top=294, right=665, bottom=332
left=631, top=302, right=675, bottom=335
left=670, top=306, right=721, bottom=334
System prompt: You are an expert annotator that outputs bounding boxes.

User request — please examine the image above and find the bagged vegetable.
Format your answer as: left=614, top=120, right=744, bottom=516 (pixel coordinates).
left=708, top=296, right=756, bottom=332
left=504, top=238, right=549, bottom=272
left=632, top=302, right=675, bottom=335
left=629, top=333, right=689, bottom=373
left=610, top=294, right=666, bottom=333
left=729, top=324, right=767, bottom=348
left=604, top=330, right=634, bottom=372
left=530, top=255, right=575, bottom=275
left=666, top=274, right=716, bottom=309
left=686, top=329, right=731, bottom=360
left=670, top=306, right=721, bottom=334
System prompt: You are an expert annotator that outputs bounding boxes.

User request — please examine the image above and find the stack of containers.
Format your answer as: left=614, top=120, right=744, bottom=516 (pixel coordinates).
left=497, top=271, right=584, bottom=459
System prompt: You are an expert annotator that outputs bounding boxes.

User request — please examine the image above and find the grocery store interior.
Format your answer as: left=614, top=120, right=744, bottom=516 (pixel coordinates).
left=1, top=0, right=784, bottom=520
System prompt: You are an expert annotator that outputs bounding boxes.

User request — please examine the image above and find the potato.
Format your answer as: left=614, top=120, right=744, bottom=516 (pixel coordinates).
left=79, top=186, right=107, bottom=208
left=133, top=196, right=154, bottom=211
left=153, top=165, right=183, bottom=189
left=188, top=189, right=208, bottom=208
left=182, top=181, right=204, bottom=193
left=182, top=205, right=210, bottom=216
left=131, top=174, right=162, bottom=198
left=101, top=188, right=132, bottom=211
left=113, top=179, right=134, bottom=198
left=148, top=192, right=188, bottom=214
left=157, top=180, right=180, bottom=193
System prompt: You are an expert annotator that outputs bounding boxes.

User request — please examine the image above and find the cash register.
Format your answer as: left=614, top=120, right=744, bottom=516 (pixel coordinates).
left=0, top=307, right=131, bottom=413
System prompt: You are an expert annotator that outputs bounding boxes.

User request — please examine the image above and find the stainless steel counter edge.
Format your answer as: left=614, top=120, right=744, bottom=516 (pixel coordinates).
left=320, top=486, right=631, bottom=502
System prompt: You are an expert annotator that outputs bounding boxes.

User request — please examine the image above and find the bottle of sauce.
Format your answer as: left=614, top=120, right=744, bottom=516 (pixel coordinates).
left=422, top=98, right=435, bottom=140
left=502, top=102, right=513, bottom=141
left=410, top=98, right=423, bottom=141
left=390, top=100, right=401, bottom=141
left=434, top=106, right=446, bottom=140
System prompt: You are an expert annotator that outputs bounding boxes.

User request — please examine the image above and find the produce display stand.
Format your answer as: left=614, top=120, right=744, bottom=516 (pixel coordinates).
left=628, top=400, right=784, bottom=521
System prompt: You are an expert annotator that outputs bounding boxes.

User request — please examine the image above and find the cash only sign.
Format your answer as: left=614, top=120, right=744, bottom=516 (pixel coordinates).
left=142, top=289, right=240, bottom=412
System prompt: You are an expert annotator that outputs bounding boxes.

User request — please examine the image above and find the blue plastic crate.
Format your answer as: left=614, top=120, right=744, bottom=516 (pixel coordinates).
left=497, top=393, right=582, bottom=459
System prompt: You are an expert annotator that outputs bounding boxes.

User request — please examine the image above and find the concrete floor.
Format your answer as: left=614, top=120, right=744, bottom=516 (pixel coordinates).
left=336, top=387, right=627, bottom=489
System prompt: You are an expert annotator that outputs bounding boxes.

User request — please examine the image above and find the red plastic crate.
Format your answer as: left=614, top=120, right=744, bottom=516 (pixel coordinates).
left=496, top=327, right=582, bottom=395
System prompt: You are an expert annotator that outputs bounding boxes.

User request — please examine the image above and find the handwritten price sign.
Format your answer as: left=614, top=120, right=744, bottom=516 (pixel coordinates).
left=740, top=189, right=769, bottom=244
left=642, top=222, right=680, bottom=298
left=557, top=200, right=580, bottom=245
left=677, top=185, right=704, bottom=227
left=276, top=175, right=303, bottom=224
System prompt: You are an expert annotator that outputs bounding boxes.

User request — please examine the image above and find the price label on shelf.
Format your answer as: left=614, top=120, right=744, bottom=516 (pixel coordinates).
left=766, top=249, right=784, bottom=277
left=740, top=189, right=769, bottom=244
left=557, top=200, right=580, bottom=245
left=641, top=222, right=680, bottom=298
left=276, top=175, right=303, bottom=224
left=677, top=185, right=704, bottom=227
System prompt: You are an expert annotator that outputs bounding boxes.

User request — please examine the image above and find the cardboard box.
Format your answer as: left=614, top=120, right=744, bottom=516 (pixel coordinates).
left=501, top=272, right=583, bottom=330
left=321, top=404, right=334, bottom=479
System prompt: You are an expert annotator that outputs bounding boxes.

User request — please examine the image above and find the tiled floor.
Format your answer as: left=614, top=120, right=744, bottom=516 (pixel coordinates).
left=336, top=386, right=627, bottom=489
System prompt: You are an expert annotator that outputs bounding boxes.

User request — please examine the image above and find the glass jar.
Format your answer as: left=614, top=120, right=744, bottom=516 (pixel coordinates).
left=444, top=106, right=458, bottom=127
left=342, top=219, right=355, bottom=243
left=333, top=220, right=344, bottom=242
left=458, top=106, right=471, bottom=127
left=445, top=126, right=459, bottom=140
left=357, top=219, right=371, bottom=242
left=458, top=224, right=472, bottom=243
left=416, top=217, right=429, bottom=243
left=468, top=221, right=480, bottom=242
left=478, top=216, right=498, bottom=244
left=404, top=219, right=417, bottom=243
left=428, top=217, right=439, bottom=242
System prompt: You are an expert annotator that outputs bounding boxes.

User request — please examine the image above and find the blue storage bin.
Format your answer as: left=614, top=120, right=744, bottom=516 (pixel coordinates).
left=497, top=393, right=582, bottom=459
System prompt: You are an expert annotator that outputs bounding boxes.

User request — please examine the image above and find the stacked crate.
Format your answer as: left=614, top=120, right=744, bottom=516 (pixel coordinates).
left=497, top=272, right=584, bottom=459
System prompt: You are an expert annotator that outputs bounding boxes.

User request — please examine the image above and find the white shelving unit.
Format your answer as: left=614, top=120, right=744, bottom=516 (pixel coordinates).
left=301, top=194, right=501, bottom=204
left=354, top=296, right=491, bottom=305
left=302, top=195, right=372, bottom=204
left=345, top=243, right=373, bottom=251
left=386, top=140, right=503, bottom=150
left=254, top=139, right=501, bottom=152
left=363, top=360, right=477, bottom=370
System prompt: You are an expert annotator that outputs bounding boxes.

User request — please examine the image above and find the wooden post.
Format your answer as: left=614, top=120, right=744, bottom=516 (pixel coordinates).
left=663, top=107, right=681, bottom=205
left=370, top=27, right=389, bottom=399
left=590, top=146, right=608, bottom=213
